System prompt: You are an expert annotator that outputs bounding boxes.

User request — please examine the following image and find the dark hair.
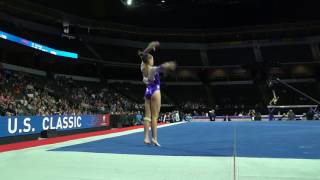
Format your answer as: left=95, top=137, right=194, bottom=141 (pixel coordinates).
left=138, top=50, right=151, bottom=63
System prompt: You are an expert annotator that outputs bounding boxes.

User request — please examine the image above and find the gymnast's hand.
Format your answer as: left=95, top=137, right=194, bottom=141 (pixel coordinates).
left=148, top=41, right=160, bottom=51
left=162, top=61, right=176, bottom=71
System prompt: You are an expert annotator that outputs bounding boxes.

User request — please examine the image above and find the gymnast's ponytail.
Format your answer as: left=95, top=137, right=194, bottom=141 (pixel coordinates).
left=138, top=50, right=148, bottom=63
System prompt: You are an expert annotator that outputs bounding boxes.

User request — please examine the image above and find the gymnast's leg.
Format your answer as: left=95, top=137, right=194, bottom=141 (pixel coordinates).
left=144, top=97, right=151, bottom=144
left=151, top=90, right=161, bottom=146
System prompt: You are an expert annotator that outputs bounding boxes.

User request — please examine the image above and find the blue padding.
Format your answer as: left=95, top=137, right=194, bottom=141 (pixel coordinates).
left=52, top=122, right=320, bottom=159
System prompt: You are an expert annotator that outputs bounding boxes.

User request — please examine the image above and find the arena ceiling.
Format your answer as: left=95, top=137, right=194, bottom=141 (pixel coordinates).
left=24, top=0, right=320, bottom=29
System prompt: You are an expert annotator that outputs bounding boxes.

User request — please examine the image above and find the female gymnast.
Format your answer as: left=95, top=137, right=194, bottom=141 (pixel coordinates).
left=139, top=41, right=176, bottom=147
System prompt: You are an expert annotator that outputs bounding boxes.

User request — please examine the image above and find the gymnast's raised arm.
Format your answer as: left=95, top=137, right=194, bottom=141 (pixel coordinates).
left=144, top=41, right=160, bottom=54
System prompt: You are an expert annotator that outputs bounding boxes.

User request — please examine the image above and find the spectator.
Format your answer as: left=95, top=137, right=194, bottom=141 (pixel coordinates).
left=287, top=109, right=295, bottom=120
left=184, top=113, right=192, bottom=122
left=135, top=111, right=143, bottom=125
left=209, top=109, right=215, bottom=121
left=306, top=108, right=314, bottom=120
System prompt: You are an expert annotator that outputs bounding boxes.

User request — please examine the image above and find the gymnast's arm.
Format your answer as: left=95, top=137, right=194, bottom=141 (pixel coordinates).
left=150, top=61, right=176, bottom=74
left=143, top=61, right=176, bottom=82
left=138, top=41, right=160, bottom=61
left=160, top=61, right=176, bottom=71
left=143, top=41, right=160, bottom=54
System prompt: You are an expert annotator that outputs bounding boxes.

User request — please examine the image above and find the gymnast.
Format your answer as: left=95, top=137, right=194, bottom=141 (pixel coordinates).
left=138, top=41, right=176, bottom=147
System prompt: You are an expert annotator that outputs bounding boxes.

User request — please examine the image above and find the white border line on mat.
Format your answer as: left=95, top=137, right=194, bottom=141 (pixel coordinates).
left=6, top=122, right=187, bottom=152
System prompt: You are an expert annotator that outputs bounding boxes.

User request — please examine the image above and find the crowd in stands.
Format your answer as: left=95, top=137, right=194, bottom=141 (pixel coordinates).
left=0, top=69, right=142, bottom=116
left=179, top=100, right=262, bottom=118
left=1, top=67, right=319, bottom=121
left=180, top=101, right=207, bottom=113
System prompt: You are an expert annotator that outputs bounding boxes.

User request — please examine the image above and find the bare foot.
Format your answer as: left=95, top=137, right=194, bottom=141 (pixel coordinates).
left=151, top=138, right=161, bottom=147
left=144, top=139, right=151, bottom=145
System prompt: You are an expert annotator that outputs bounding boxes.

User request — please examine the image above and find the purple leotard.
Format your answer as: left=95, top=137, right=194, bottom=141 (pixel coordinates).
left=141, top=64, right=162, bottom=99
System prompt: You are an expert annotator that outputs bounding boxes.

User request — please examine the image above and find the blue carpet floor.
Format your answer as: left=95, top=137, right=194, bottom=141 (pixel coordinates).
left=52, top=121, right=320, bottom=159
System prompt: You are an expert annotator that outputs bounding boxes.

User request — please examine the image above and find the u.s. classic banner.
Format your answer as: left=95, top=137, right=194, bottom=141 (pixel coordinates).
left=0, top=114, right=110, bottom=137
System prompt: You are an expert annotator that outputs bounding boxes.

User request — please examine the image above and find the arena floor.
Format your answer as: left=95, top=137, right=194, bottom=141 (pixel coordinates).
left=1, top=121, right=320, bottom=180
